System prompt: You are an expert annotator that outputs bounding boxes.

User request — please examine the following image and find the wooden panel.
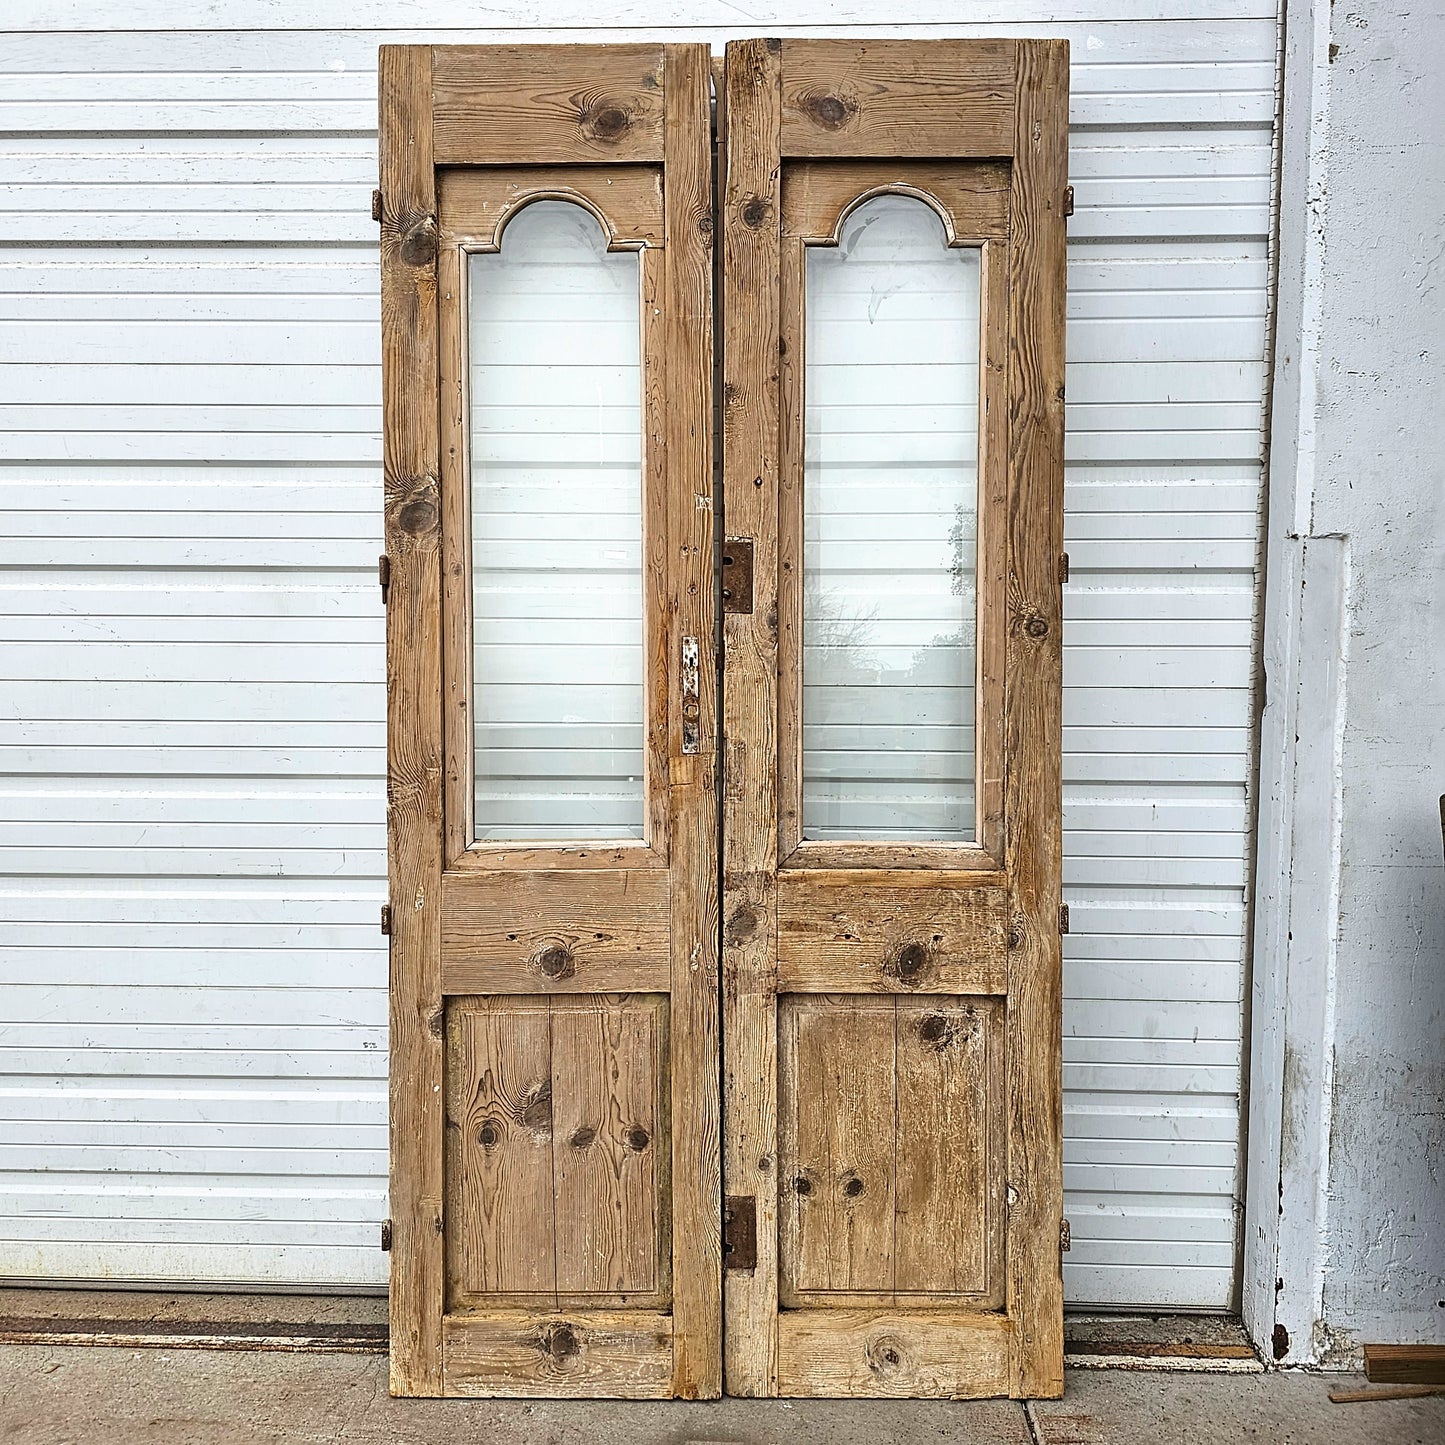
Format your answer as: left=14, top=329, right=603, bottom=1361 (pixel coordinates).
left=550, top=995, right=668, bottom=1300
left=437, top=166, right=664, bottom=249
left=1002, top=39, right=1070, bottom=1401
left=379, top=43, right=445, bottom=1399
left=894, top=998, right=1002, bottom=1302
left=442, top=1310, right=673, bottom=1399
left=782, top=160, right=1011, bottom=242
left=775, top=1310, right=1012, bottom=1399
left=780, top=997, right=895, bottom=1302
left=439, top=869, right=670, bottom=994
left=661, top=41, right=722, bottom=1401
left=777, top=883, right=1009, bottom=994
left=1364, top=1344, right=1445, bottom=1385
left=445, top=999, right=554, bottom=1303
left=779, top=40, right=1018, bottom=159
left=432, top=45, right=667, bottom=166
left=720, top=36, right=783, bottom=1400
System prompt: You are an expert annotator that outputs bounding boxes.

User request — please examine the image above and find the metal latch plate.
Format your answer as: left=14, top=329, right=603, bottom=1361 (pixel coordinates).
left=722, top=537, right=754, bottom=615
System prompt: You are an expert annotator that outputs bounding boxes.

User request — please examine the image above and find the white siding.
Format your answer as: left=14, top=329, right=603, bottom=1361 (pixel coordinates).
left=0, top=3, right=1274, bottom=1306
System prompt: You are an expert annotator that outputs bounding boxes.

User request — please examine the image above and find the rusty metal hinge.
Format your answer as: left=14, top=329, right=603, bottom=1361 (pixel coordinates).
left=723, top=1196, right=757, bottom=1272
left=721, top=536, right=755, bottom=614
left=1063, top=185, right=1075, bottom=218
left=1060, top=1218, right=1072, bottom=1253
left=378, top=554, right=391, bottom=605
left=1059, top=903, right=1071, bottom=935
left=1059, top=552, right=1070, bottom=585
left=380, top=1219, right=392, bottom=1252
left=372, top=188, right=383, bottom=223
left=380, top=905, right=391, bottom=936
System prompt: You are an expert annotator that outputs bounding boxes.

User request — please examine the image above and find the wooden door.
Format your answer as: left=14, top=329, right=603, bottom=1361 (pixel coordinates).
left=719, top=39, right=1069, bottom=1399
left=380, top=43, right=718, bottom=1398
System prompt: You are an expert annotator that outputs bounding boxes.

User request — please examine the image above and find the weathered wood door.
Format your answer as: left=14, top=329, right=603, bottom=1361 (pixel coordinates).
left=379, top=43, right=719, bottom=1398
left=719, top=39, right=1068, bottom=1399
left=382, top=37, right=1065, bottom=1402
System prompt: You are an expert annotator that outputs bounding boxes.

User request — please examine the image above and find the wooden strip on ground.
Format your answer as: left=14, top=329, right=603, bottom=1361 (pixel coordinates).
left=720, top=36, right=783, bottom=1400
left=432, top=45, right=667, bottom=165
left=779, top=40, right=1017, bottom=159
left=1002, top=38, right=1070, bottom=1403
left=439, top=869, right=670, bottom=994
left=379, top=41, right=445, bottom=1400
left=775, top=1308, right=1012, bottom=1398
left=662, top=41, right=722, bottom=1400
left=442, top=1310, right=673, bottom=1398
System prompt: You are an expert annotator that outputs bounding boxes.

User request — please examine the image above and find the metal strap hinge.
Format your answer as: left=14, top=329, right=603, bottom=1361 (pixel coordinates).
left=723, top=1196, right=757, bottom=1272
left=372, top=189, right=383, bottom=223
left=1063, top=184, right=1075, bottom=217
left=1059, top=903, right=1071, bottom=935
left=380, top=905, right=391, bottom=936
left=380, top=1219, right=392, bottom=1252
left=378, top=554, right=391, bottom=605
left=1060, top=1218, right=1072, bottom=1253
left=1059, top=552, right=1070, bottom=585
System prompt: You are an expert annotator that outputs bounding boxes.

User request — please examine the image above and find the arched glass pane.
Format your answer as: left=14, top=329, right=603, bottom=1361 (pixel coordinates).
left=469, top=201, right=644, bottom=840
left=803, top=195, right=981, bottom=842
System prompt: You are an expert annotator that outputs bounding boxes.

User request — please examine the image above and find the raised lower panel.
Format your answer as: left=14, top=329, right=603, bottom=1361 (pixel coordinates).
left=775, top=1309, right=1012, bottom=1399
left=445, top=993, right=670, bottom=1310
left=442, top=1310, right=673, bottom=1398
left=779, top=993, right=1004, bottom=1308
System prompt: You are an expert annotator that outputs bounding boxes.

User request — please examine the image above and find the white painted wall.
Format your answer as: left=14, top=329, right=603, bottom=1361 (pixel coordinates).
left=1245, top=0, right=1445, bottom=1364
left=0, top=1, right=1275, bottom=1309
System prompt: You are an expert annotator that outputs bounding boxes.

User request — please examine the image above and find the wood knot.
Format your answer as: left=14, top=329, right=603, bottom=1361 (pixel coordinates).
left=396, top=496, right=438, bottom=537
left=867, top=1335, right=906, bottom=1374
left=582, top=103, right=631, bottom=142
left=539, top=1322, right=581, bottom=1361
left=520, top=1080, right=552, bottom=1135
left=884, top=940, right=930, bottom=987
left=764, top=37, right=782, bottom=54
left=801, top=91, right=857, bottom=131
left=1024, top=612, right=1050, bottom=639
left=535, top=944, right=576, bottom=980
left=793, top=1174, right=813, bottom=1197
left=724, top=905, right=758, bottom=946
left=741, top=197, right=771, bottom=229
left=841, top=1173, right=865, bottom=1200
left=1007, top=916, right=1026, bottom=950
left=477, top=1119, right=502, bottom=1150
left=918, top=1013, right=957, bottom=1050
left=625, top=1126, right=650, bottom=1152
left=569, top=1126, right=596, bottom=1149
left=397, top=214, right=437, bottom=268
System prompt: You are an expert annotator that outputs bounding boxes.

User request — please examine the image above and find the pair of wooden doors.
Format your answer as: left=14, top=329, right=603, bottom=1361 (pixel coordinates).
left=380, top=38, right=1067, bottom=1401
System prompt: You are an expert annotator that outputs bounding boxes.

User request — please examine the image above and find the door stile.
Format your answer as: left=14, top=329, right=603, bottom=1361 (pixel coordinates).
left=720, top=36, right=784, bottom=1399
left=1002, top=39, right=1069, bottom=1401
left=379, top=42, right=445, bottom=1398
left=662, top=40, right=722, bottom=1400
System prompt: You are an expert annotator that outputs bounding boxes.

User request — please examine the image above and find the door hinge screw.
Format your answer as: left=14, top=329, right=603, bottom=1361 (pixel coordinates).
left=380, top=905, right=392, bottom=936
left=378, top=554, right=391, bottom=605
left=1059, top=903, right=1070, bottom=935
left=380, top=1219, right=392, bottom=1252
left=1060, top=1218, right=1072, bottom=1252
left=372, top=189, right=383, bottom=223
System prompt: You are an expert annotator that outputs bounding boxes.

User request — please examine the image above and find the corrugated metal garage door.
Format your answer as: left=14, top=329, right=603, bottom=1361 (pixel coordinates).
left=0, top=2, right=1273, bottom=1307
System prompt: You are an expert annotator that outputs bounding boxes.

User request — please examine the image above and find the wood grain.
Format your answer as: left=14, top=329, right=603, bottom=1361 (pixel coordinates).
left=432, top=45, right=667, bottom=165
left=775, top=1309, right=1012, bottom=1398
left=1364, top=1344, right=1445, bottom=1385
left=442, top=1310, right=673, bottom=1398
left=379, top=42, right=445, bottom=1400
left=779, top=40, right=1017, bottom=159
left=720, top=36, right=783, bottom=1400
left=661, top=42, right=722, bottom=1400
left=439, top=869, right=670, bottom=994
left=1002, top=38, right=1070, bottom=1402
left=445, top=999, right=555, bottom=1303
left=438, top=166, right=664, bottom=250
left=780, top=997, right=895, bottom=1302
left=551, top=996, right=667, bottom=1300
left=782, top=160, right=1011, bottom=244
left=777, top=882, right=1008, bottom=994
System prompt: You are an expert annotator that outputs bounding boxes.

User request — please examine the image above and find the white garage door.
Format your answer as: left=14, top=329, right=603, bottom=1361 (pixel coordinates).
left=0, top=2, right=1272, bottom=1307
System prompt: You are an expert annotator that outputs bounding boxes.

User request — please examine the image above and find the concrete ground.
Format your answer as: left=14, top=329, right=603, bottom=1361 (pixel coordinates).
left=1, top=1345, right=1443, bottom=1445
